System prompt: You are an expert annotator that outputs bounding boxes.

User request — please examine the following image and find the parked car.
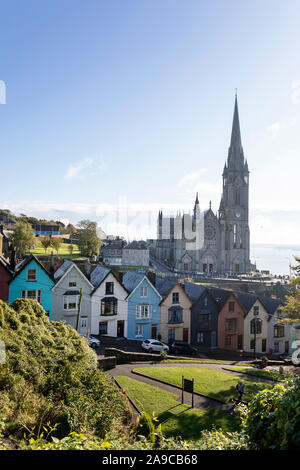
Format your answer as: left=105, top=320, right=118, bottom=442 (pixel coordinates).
left=80, top=334, right=101, bottom=349
left=169, top=341, right=198, bottom=356
left=141, top=339, right=169, bottom=353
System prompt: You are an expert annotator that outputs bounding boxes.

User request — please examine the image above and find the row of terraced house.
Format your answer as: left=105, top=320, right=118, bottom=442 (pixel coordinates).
left=0, top=253, right=298, bottom=356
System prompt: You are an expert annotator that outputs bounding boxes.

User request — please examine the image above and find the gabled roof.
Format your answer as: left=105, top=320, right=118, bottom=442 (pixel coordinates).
left=208, top=286, right=231, bottom=309
left=0, top=255, right=13, bottom=276
left=155, top=278, right=177, bottom=297
left=52, top=260, right=94, bottom=290
left=234, top=291, right=258, bottom=312
left=184, top=282, right=206, bottom=302
left=258, top=295, right=282, bottom=315
left=90, top=266, right=110, bottom=288
left=54, top=259, right=74, bottom=281
left=10, top=254, right=54, bottom=284
left=90, top=266, right=129, bottom=296
left=124, top=272, right=162, bottom=300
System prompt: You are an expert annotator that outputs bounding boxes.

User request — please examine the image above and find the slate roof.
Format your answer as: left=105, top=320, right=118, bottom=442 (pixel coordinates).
left=123, top=241, right=148, bottom=250
left=54, top=259, right=74, bottom=280
left=0, top=255, right=13, bottom=275
left=207, top=286, right=231, bottom=309
left=184, top=282, right=206, bottom=302
left=258, top=295, right=282, bottom=315
left=234, top=291, right=258, bottom=312
left=155, top=277, right=176, bottom=297
left=90, top=266, right=110, bottom=288
left=11, top=254, right=53, bottom=282
left=122, top=271, right=145, bottom=293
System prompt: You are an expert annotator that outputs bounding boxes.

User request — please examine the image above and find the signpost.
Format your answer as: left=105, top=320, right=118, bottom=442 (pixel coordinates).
left=182, top=376, right=194, bottom=408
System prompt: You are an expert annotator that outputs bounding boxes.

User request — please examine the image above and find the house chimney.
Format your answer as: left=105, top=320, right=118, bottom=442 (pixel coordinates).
left=10, top=248, right=16, bottom=272
left=146, top=270, right=156, bottom=287
left=85, top=258, right=91, bottom=280
left=49, top=251, right=55, bottom=277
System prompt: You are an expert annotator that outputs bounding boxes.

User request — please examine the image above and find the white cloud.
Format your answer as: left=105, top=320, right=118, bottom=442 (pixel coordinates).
left=177, top=169, right=207, bottom=188
left=265, top=122, right=280, bottom=135
left=64, top=156, right=107, bottom=180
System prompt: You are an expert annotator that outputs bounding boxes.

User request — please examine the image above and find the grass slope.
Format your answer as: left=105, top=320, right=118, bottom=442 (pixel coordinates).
left=222, top=367, right=292, bottom=382
left=133, top=366, right=273, bottom=403
left=29, top=241, right=82, bottom=258
left=0, top=299, right=130, bottom=447
left=116, top=376, right=239, bottom=441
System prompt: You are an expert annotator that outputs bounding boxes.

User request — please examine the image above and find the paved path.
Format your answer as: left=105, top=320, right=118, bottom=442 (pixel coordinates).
left=107, top=362, right=244, bottom=413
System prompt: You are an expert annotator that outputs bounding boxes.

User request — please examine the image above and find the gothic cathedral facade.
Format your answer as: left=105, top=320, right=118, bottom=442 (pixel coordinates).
left=155, top=96, right=251, bottom=274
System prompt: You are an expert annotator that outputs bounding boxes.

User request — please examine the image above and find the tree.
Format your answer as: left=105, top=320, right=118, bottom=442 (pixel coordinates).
left=77, top=220, right=102, bottom=257
left=283, top=257, right=300, bottom=322
left=40, top=237, right=52, bottom=254
left=65, top=223, right=77, bottom=235
left=51, top=237, right=62, bottom=255
left=8, top=222, right=35, bottom=257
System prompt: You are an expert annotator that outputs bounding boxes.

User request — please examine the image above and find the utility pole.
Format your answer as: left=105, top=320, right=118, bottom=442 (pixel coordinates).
left=76, top=288, right=83, bottom=332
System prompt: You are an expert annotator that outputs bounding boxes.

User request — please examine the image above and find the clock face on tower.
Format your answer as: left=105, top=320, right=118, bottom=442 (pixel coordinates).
left=205, top=224, right=216, bottom=240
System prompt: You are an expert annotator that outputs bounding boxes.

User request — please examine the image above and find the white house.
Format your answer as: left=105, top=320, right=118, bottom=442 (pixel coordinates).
left=90, top=266, right=128, bottom=337
left=52, top=260, right=94, bottom=335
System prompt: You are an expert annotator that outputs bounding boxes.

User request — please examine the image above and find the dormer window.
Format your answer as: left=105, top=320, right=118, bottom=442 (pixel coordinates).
left=27, top=269, right=36, bottom=281
left=105, top=282, right=114, bottom=295
left=204, top=297, right=208, bottom=307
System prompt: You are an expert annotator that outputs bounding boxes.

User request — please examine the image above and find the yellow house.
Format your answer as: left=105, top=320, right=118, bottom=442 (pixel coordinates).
left=159, top=283, right=193, bottom=344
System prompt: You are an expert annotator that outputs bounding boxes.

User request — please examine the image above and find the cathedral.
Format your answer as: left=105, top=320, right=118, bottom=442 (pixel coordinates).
left=154, top=95, right=251, bottom=275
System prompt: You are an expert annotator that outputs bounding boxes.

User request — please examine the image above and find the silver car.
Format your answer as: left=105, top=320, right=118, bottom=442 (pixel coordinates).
left=141, top=339, right=169, bottom=353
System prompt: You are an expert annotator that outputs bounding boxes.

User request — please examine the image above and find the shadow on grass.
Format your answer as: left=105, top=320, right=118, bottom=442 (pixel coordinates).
left=159, top=407, right=240, bottom=441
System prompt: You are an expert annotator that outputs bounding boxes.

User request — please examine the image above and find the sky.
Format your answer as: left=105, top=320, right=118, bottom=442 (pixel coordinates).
left=0, top=0, right=300, bottom=274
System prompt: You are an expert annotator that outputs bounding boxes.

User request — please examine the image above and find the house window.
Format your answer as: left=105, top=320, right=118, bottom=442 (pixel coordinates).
left=140, top=286, right=148, bottom=298
left=225, top=335, right=231, bottom=346
left=136, top=305, right=152, bottom=319
left=274, top=342, right=279, bottom=353
left=250, top=318, right=262, bottom=334
left=168, top=328, right=176, bottom=342
left=99, top=321, right=108, bottom=334
left=172, top=292, right=179, bottom=304
left=136, top=324, right=143, bottom=337
left=197, top=332, right=204, bottom=344
left=225, top=318, right=236, bottom=330
left=274, top=324, right=285, bottom=338
left=228, top=301, right=235, bottom=312
left=203, top=297, right=208, bottom=307
left=198, top=314, right=211, bottom=329
left=22, top=290, right=41, bottom=303
left=168, top=310, right=182, bottom=324
left=262, top=338, right=267, bottom=352
left=101, top=299, right=117, bottom=316
left=253, top=306, right=259, bottom=316
left=105, top=282, right=114, bottom=295
left=27, top=269, right=36, bottom=281
left=69, top=280, right=77, bottom=287
left=63, top=295, right=78, bottom=310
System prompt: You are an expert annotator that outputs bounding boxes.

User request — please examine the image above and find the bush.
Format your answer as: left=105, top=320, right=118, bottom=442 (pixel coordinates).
left=241, top=378, right=300, bottom=450
left=134, top=412, right=155, bottom=443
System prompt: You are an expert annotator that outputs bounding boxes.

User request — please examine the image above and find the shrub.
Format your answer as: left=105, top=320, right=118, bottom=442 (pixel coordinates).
left=134, top=412, right=155, bottom=443
left=241, top=378, right=300, bottom=450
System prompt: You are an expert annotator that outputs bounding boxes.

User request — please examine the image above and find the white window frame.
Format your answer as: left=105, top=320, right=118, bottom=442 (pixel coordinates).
left=27, top=269, right=37, bottom=282
left=63, top=295, right=79, bottom=311
left=22, top=289, right=41, bottom=303
left=140, top=286, right=148, bottom=298
left=136, top=324, right=143, bottom=337
left=136, top=304, right=152, bottom=319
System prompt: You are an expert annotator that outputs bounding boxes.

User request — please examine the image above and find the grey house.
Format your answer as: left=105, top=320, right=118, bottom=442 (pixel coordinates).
left=51, top=260, right=94, bottom=334
left=122, top=241, right=149, bottom=267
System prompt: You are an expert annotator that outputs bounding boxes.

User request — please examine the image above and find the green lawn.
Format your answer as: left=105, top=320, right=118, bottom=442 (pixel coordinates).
left=133, top=366, right=274, bottom=403
left=29, top=240, right=82, bottom=258
left=223, top=367, right=292, bottom=382
left=116, top=376, right=239, bottom=441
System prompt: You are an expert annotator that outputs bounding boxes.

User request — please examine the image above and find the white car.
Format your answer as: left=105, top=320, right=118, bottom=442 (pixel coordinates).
left=80, top=334, right=101, bottom=349
left=141, top=339, right=169, bottom=353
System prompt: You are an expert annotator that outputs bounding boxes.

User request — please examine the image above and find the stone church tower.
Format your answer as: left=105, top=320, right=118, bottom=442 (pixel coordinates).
left=154, top=95, right=251, bottom=274
left=219, top=94, right=251, bottom=273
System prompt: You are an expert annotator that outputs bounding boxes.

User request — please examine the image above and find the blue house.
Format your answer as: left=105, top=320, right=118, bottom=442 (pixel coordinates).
left=9, top=254, right=54, bottom=319
left=123, top=271, right=162, bottom=340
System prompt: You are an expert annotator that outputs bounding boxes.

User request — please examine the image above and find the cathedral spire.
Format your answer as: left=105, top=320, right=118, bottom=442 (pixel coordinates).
left=227, top=93, right=245, bottom=169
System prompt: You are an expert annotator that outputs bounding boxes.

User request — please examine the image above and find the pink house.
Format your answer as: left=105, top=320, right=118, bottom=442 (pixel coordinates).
left=218, top=292, right=246, bottom=351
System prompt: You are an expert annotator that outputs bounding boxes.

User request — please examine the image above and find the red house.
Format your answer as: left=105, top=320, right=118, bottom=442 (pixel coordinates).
left=0, top=256, right=13, bottom=302
left=218, top=292, right=246, bottom=351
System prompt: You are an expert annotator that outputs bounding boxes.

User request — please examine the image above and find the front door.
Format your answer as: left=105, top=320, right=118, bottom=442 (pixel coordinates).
left=117, top=320, right=124, bottom=337
left=237, top=335, right=243, bottom=350
left=151, top=324, right=157, bottom=339
left=183, top=328, right=189, bottom=342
